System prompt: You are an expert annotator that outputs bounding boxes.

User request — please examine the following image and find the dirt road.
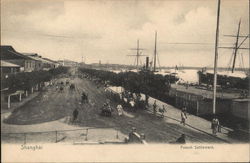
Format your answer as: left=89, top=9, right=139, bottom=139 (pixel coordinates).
left=3, top=70, right=223, bottom=143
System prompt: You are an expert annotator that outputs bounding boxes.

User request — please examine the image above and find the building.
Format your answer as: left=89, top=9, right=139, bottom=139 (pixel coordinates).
left=42, top=58, right=60, bottom=68
left=23, top=53, right=59, bottom=71
left=169, top=84, right=242, bottom=116
left=57, top=59, right=78, bottom=67
left=0, top=60, right=21, bottom=78
left=23, top=53, right=43, bottom=71
left=0, top=46, right=36, bottom=72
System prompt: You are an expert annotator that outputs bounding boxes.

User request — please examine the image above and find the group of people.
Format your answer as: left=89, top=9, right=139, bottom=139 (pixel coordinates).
left=153, top=100, right=188, bottom=126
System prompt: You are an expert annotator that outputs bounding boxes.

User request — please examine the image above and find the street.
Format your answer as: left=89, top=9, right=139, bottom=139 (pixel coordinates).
left=1, top=69, right=224, bottom=144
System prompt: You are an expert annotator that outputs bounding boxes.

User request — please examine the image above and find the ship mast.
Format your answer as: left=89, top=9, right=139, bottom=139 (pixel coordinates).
left=153, top=31, right=157, bottom=72
left=128, top=39, right=146, bottom=70
left=231, top=20, right=241, bottom=73
left=212, top=0, right=221, bottom=115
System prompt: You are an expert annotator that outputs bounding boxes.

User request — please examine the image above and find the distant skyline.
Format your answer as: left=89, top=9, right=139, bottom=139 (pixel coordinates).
left=1, top=0, right=249, bottom=68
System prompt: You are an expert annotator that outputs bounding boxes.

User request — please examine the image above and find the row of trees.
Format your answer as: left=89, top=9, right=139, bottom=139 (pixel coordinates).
left=78, top=68, right=179, bottom=102
left=2, top=66, right=69, bottom=93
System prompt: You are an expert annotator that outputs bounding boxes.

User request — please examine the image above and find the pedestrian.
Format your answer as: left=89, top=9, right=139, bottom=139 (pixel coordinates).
left=217, top=119, right=221, bottom=133
left=211, top=117, right=217, bottom=135
left=72, top=109, right=79, bottom=122
left=117, top=104, right=123, bottom=116
left=159, top=105, right=166, bottom=118
left=182, top=106, right=187, bottom=116
left=176, top=134, right=186, bottom=144
left=214, top=117, right=220, bottom=133
left=153, top=100, right=157, bottom=115
left=180, top=110, right=187, bottom=126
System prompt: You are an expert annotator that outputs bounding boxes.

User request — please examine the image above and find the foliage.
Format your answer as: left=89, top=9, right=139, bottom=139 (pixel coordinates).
left=78, top=68, right=178, bottom=101
left=1, top=66, right=69, bottom=93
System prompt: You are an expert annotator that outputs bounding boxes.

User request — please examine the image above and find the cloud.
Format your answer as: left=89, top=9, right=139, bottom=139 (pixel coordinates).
left=1, top=0, right=249, bottom=67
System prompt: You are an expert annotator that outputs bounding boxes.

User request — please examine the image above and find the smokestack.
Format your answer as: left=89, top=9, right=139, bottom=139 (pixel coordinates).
left=146, top=57, right=149, bottom=70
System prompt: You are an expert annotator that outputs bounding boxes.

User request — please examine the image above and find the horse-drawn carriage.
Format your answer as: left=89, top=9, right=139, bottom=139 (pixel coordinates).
left=69, top=84, right=75, bottom=91
left=121, top=95, right=146, bottom=112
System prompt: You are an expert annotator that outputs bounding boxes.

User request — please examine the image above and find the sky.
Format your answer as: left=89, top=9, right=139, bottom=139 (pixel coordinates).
left=1, top=0, right=249, bottom=68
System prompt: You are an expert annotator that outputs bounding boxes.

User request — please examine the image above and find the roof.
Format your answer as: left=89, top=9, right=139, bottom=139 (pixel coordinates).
left=23, top=53, right=39, bottom=57
left=42, top=58, right=58, bottom=64
left=25, top=55, right=43, bottom=62
left=0, top=46, right=32, bottom=60
left=1, top=60, right=21, bottom=67
left=23, top=53, right=54, bottom=63
left=30, top=56, right=52, bottom=63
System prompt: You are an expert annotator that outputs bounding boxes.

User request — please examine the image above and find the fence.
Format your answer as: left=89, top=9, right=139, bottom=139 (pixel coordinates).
left=1, top=127, right=126, bottom=144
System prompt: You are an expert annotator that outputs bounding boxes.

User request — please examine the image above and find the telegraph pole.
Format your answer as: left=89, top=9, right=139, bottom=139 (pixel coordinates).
left=212, top=0, right=221, bottom=115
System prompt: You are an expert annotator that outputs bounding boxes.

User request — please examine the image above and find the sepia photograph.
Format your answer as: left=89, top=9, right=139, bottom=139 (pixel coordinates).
left=1, top=0, right=249, bottom=162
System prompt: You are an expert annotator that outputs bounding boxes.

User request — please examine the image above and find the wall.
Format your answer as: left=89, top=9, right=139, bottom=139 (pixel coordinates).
left=24, top=60, right=36, bottom=72
left=172, top=89, right=201, bottom=114
left=34, top=60, right=43, bottom=71
left=170, top=88, right=232, bottom=116
left=231, top=100, right=250, bottom=120
left=0, top=67, right=20, bottom=74
left=197, top=99, right=231, bottom=115
left=4, top=59, right=25, bottom=68
left=4, top=59, right=36, bottom=72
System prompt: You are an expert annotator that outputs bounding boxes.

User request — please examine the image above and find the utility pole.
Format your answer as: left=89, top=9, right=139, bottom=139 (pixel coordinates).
left=212, top=0, right=221, bottom=115
left=153, top=31, right=157, bottom=72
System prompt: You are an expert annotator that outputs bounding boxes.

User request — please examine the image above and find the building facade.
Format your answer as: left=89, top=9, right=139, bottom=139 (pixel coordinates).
left=0, top=46, right=36, bottom=72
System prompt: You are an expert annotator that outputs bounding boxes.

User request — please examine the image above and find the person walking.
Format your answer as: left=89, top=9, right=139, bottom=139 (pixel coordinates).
left=212, top=117, right=217, bottom=135
left=182, top=106, right=187, bottom=116
left=217, top=118, right=221, bottom=133
left=180, top=110, right=187, bottom=126
left=214, top=117, right=220, bottom=133
left=72, top=109, right=79, bottom=122
left=153, top=100, right=157, bottom=115
left=159, top=105, right=166, bottom=118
